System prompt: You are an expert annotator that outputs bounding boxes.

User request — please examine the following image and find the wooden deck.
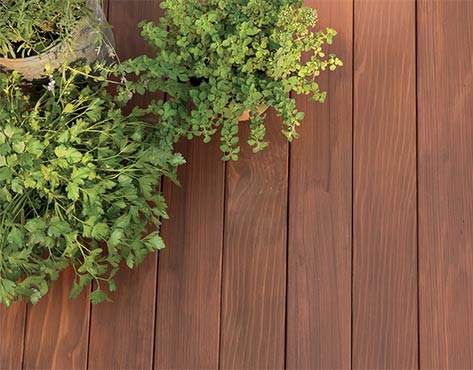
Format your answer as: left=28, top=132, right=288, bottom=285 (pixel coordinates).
left=1, top=0, right=473, bottom=368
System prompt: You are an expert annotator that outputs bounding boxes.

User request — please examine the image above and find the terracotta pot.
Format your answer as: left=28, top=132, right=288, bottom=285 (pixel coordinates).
left=238, top=108, right=267, bottom=121
left=238, top=110, right=251, bottom=121
left=0, top=0, right=115, bottom=80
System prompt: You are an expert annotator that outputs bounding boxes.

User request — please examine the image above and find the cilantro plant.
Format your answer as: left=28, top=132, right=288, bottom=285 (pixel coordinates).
left=0, top=64, right=184, bottom=306
left=0, top=0, right=94, bottom=59
left=119, top=0, right=343, bottom=160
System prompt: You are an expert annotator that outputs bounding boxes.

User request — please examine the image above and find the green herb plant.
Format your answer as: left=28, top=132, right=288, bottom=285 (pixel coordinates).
left=119, top=0, right=343, bottom=160
left=0, top=63, right=184, bottom=306
left=0, top=0, right=102, bottom=59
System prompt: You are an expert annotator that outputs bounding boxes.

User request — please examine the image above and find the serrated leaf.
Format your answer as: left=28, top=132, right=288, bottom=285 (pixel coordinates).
left=145, top=233, right=165, bottom=251
left=7, top=227, right=24, bottom=246
left=108, top=229, right=123, bottom=248
left=48, top=220, right=72, bottom=237
left=66, top=182, right=80, bottom=201
left=90, top=289, right=109, bottom=304
left=54, top=145, right=82, bottom=163
left=25, top=218, right=46, bottom=233
left=0, top=167, right=12, bottom=182
left=91, top=222, right=109, bottom=239
left=12, top=141, right=25, bottom=153
left=115, top=214, right=130, bottom=228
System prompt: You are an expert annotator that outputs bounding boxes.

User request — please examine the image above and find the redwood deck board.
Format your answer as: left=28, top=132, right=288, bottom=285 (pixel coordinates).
left=219, top=110, right=288, bottom=369
left=352, top=0, right=418, bottom=368
left=286, top=0, right=353, bottom=368
left=0, top=303, right=26, bottom=369
left=418, top=1, right=473, bottom=367
left=154, top=138, right=225, bottom=369
left=23, top=269, right=90, bottom=370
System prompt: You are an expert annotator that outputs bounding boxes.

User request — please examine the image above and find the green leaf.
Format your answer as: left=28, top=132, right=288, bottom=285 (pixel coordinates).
left=30, top=289, right=42, bottom=305
left=108, top=229, right=123, bottom=248
left=115, top=214, right=131, bottom=229
left=54, top=145, right=82, bottom=163
left=25, top=218, right=46, bottom=233
left=145, top=233, right=165, bottom=250
left=26, top=139, right=43, bottom=156
left=11, top=178, right=23, bottom=194
left=69, top=280, right=82, bottom=299
left=48, top=220, right=72, bottom=237
left=12, top=141, right=25, bottom=154
left=91, top=222, right=109, bottom=240
left=63, top=103, right=75, bottom=114
left=66, top=182, right=80, bottom=201
left=108, top=279, right=117, bottom=292
left=125, top=253, right=135, bottom=269
left=7, top=227, right=24, bottom=246
left=0, top=167, right=12, bottom=182
left=3, top=126, right=15, bottom=139
left=90, top=289, right=109, bottom=304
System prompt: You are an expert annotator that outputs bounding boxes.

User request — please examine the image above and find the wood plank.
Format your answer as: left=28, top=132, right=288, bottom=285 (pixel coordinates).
left=286, top=0, right=352, bottom=368
left=220, top=110, right=288, bottom=369
left=418, top=1, right=473, bottom=368
left=87, top=2, right=163, bottom=369
left=87, top=257, right=157, bottom=369
left=352, top=0, right=418, bottom=368
left=0, top=303, right=26, bottom=369
left=154, top=138, right=224, bottom=369
left=23, top=269, right=90, bottom=370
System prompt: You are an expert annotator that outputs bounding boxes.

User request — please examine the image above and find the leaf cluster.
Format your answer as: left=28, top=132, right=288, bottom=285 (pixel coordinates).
left=118, top=0, right=343, bottom=160
left=0, top=64, right=184, bottom=306
left=0, top=0, right=92, bottom=58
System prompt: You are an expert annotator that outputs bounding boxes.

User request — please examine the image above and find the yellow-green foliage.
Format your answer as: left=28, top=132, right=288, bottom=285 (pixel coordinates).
left=118, top=0, right=343, bottom=160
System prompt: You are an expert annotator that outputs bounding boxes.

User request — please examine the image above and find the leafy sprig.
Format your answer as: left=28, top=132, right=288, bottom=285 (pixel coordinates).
left=118, top=0, right=343, bottom=160
left=0, top=64, right=184, bottom=306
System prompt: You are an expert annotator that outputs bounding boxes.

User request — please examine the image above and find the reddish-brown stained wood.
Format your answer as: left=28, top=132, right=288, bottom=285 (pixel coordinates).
left=286, top=1, right=352, bottom=368
left=0, top=303, right=26, bottom=369
left=352, top=0, right=417, bottom=368
left=87, top=257, right=157, bottom=369
left=87, top=2, right=163, bottom=369
left=154, top=138, right=224, bottom=369
left=23, top=269, right=90, bottom=370
left=418, top=1, right=473, bottom=368
left=220, top=110, right=288, bottom=369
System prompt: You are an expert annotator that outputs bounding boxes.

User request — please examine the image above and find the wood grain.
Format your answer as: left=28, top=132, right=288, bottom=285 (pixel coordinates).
left=23, top=268, right=90, bottom=370
left=154, top=138, right=224, bottom=369
left=220, top=110, right=288, bottom=369
left=87, top=2, right=163, bottom=369
left=5, top=1, right=473, bottom=367
left=418, top=1, right=473, bottom=368
left=286, top=0, right=353, bottom=368
left=352, top=0, right=418, bottom=368
left=0, top=303, right=26, bottom=369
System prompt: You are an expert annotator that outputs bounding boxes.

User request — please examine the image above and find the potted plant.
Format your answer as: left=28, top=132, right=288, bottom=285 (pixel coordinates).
left=0, top=63, right=184, bottom=306
left=118, top=0, right=342, bottom=160
left=0, top=0, right=115, bottom=80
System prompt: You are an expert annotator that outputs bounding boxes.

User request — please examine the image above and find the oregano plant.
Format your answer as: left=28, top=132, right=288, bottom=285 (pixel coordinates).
left=0, top=64, right=184, bottom=306
left=118, top=0, right=342, bottom=160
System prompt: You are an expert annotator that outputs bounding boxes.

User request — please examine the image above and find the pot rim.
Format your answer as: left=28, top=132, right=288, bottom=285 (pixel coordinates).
left=0, top=0, right=106, bottom=63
